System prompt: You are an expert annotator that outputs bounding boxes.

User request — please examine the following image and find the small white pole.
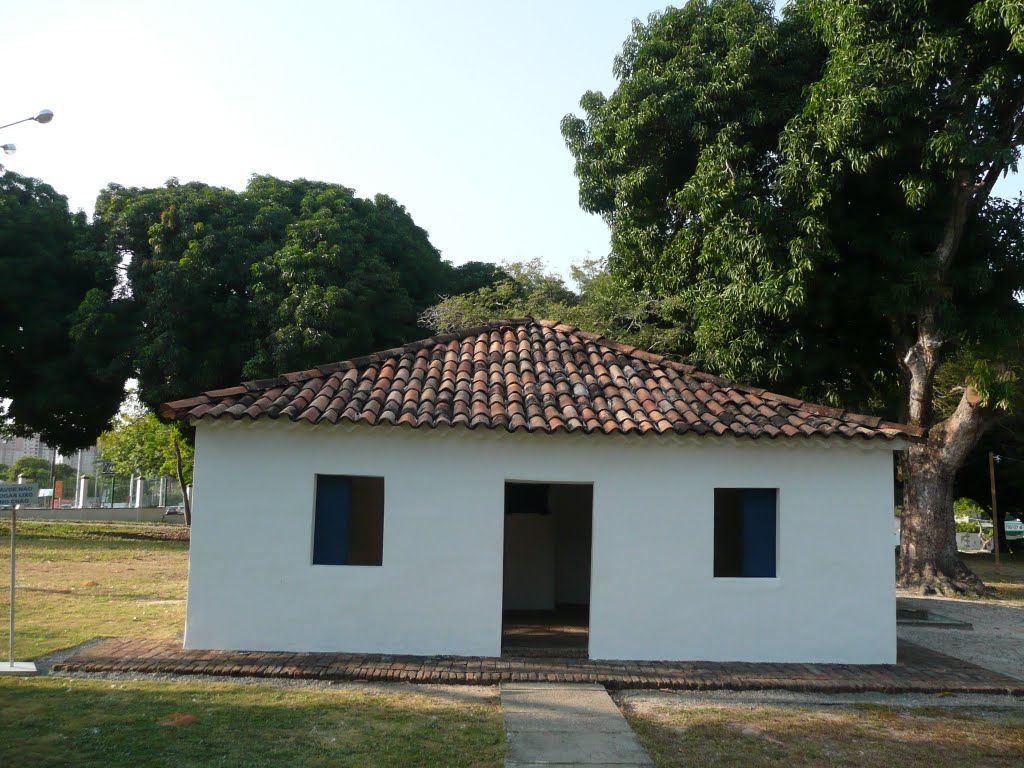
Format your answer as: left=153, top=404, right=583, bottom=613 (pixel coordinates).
left=74, top=450, right=83, bottom=507
left=2, top=475, right=37, bottom=674
left=77, top=476, right=89, bottom=511
left=9, top=504, right=15, bottom=666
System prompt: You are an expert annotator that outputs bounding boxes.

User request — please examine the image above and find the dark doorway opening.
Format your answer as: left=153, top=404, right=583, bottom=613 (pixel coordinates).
left=501, top=481, right=593, bottom=658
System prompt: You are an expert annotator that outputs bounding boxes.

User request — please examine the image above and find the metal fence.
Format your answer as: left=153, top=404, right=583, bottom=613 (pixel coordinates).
left=90, top=475, right=185, bottom=508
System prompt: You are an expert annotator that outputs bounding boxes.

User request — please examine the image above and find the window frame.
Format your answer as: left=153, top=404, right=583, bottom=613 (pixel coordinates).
left=311, top=473, right=385, bottom=567
left=712, top=487, right=779, bottom=580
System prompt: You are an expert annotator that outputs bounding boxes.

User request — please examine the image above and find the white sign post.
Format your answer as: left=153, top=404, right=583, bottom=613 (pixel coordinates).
left=1, top=481, right=40, bottom=675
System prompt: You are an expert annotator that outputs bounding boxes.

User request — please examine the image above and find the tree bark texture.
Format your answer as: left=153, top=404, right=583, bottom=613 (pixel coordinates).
left=894, top=166, right=1005, bottom=594
left=174, top=440, right=191, bottom=526
left=898, top=385, right=990, bottom=594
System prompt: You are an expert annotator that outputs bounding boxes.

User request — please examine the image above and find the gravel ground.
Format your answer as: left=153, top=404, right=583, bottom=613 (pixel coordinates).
left=897, top=595, right=1024, bottom=682
left=31, top=638, right=109, bottom=675
left=613, top=687, right=1024, bottom=712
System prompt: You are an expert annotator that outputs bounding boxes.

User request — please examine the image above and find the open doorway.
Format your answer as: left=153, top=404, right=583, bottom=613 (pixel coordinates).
left=501, top=481, right=593, bottom=657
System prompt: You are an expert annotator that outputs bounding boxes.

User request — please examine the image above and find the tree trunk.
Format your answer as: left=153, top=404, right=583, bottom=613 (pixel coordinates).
left=174, top=440, right=191, bottom=526
left=897, top=386, right=991, bottom=595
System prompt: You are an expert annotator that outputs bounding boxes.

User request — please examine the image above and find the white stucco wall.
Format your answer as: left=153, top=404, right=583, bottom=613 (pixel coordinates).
left=185, top=421, right=898, bottom=663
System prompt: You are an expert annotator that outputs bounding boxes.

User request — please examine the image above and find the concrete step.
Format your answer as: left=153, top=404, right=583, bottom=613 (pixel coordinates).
left=897, top=601, right=973, bottom=629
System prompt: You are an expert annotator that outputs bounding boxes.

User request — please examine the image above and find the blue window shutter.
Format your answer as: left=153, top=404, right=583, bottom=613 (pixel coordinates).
left=741, top=489, right=776, bottom=577
left=314, top=476, right=351, bottom=565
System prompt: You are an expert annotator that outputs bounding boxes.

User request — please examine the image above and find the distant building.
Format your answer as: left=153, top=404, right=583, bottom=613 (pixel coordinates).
left=0, top=434, right=51, bottom=466
left=0, top=435, right=99, bottom=477
left=59, top=445, right=99, bottom=477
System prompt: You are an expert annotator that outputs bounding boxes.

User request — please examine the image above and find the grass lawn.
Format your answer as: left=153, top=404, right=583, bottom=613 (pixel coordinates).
left=0, top=677, right=504, bottom=767
left=0, top=520, right=189, bottom=659
left=0, top=521, right=503, bottom=766
left=620, top=698, right=1024, bottom=768
left=961, top=551, right=1024, bottom=605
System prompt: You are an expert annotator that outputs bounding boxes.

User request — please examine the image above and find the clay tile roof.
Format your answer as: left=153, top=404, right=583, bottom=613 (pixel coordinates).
left=159, top=319, right=924, bottom=442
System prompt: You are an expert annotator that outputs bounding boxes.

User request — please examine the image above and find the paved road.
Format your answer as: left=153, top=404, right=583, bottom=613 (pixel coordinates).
left=501, top=683, right=653, bottom=767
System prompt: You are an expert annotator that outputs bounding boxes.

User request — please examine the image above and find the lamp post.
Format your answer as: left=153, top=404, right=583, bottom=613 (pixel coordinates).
left=0, top=108, right=54, bottom=676
left=0, top=109, right=54, bottom=157
left=0, top=109, right=54, bottom=132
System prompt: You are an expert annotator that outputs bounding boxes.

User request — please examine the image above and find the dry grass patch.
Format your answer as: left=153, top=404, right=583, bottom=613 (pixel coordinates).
left=619, top=696, right=1024, bottom=768
left=0, top=521, right=189, bottom=659
left=0, top=677, right=504, bottom=767
left=961, top=551, right=1024, bottom=605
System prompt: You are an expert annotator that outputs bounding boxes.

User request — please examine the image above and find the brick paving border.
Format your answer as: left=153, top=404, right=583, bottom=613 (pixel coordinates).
left=51, top=638, right=1023, bottom=695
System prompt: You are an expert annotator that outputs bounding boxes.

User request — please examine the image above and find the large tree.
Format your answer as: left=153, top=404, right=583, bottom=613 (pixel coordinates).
left=562, top=0, right=1024, bottom=593
left=94, top=175, right=497, bottom=412
left=0, top=169, right=127, bottom=450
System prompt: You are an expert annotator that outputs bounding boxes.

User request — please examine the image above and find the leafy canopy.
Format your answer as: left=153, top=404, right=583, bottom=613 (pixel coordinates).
left=422, top=259, right=686, bottom=354
left=1, top=455, right=77, bottom=486
left=93, top=175, right=497, bottom=412
left=97, top=397, right=194, bottom=485
left=0, top=169, right=127, bottom=449
left=562, top=0, right=1024, bottom=416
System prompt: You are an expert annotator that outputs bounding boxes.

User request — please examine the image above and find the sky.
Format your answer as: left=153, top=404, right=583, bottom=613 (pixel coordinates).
left=3, top=1, right=1022, bottom=283
left=2, top=0, right=664, bottom=281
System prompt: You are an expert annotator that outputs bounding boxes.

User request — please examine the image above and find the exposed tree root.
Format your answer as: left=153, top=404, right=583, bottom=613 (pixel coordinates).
left=897, top=560, right=992, bottom=597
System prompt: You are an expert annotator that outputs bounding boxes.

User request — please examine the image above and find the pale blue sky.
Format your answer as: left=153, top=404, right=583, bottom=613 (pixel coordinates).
left=3, top=0, right=1020, bottom=279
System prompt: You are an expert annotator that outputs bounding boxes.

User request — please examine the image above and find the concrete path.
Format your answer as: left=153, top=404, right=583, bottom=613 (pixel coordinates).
left=501, top=683, right=653, bottom=767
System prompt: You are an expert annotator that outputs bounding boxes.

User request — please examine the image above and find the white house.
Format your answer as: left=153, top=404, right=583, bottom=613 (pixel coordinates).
left=162, top=318, right=921, bottom=664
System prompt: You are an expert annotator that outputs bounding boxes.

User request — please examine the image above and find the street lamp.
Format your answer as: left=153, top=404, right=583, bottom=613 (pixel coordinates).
left=0, top=109, right=55, bottom=132
left=1, top=144, right=14, bottom=155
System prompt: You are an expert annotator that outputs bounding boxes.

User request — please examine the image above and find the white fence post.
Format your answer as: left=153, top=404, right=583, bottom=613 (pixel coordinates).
left=77, top=476, right=89, bottom=510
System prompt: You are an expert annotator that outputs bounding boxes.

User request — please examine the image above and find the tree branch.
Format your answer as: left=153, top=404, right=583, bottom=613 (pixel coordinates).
left=931, top=385, right=990, bottom=471
left=934, top=98, right=1024, bottom=281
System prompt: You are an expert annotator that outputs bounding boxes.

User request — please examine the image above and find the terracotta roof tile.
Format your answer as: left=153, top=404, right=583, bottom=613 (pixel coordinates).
left=159, top=319, right=924, bottom=442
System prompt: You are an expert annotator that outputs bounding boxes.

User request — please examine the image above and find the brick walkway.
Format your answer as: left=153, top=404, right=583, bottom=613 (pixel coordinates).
left=52, top=638, right=1023, bottom=695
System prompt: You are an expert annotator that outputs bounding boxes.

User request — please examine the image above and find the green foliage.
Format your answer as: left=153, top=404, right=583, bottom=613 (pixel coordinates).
left=780, top=0, right=1024, bottom=376
left=563, top=0, right=1024, bottom=419
left=0, top=456, right=76, bottom=487
left=423, top=259, right=577, bottom=330
left=245, top=182, right=445, bottom=377
left=954, top=497, right=987, bottom=519
left=93, top=176, right=493, bottom=412
left=422, top=259, right=686, bottom=353
left=966, top=361, right=1018, bottom=412
left=445, top=261, right=508, bottom=297
left=562, top=0, right=842, bottom=395
left=0, top=169, right=127, bottom=449
left=954, top=497, right=988, bottom=532
left=97, top=399, right=194, bottom=485
left=935, top=346, right=1024, bottom=419
left=93, top=179, right=257, bottom=412
left=3, top=457, right=51, bottom=484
